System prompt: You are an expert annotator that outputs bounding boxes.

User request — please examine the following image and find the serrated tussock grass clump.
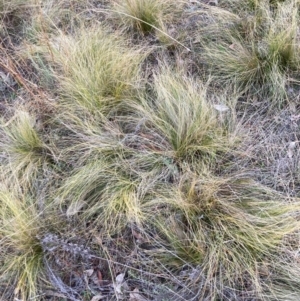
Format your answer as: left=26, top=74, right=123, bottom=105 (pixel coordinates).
left=2, top=0, right=300, bottom=300
left=201, top=0, right=300, bottom=102
left=56, top=64, right=236, bottom=234
left=0, top=109, right=53, bottom=188
left=132, top=65, right=234, bottom=163
left=112, top=0, right=182, bottom=34
left=0, top=187, right=45, bottom=300
left=58, top=158, right=165, bottom=234
left=51, top=26, right=146, bottom=114
left=56, top=111, right=126, bottom=164
left=53, top=111, right=142, bottom=230
left=153, top=172, right=300, bottom=299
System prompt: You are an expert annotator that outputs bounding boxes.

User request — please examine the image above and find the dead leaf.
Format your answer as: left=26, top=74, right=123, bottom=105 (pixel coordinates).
left=289, top=141, right=297, bottom=149
left=66, top=200, right=86, bottom=216
left=228, top=43, right=237, bottom=50
left=84, top=269, right=94, bottom=277
left=213, top=104, right=229, bottom=112
left=129, top=288, right=148, bottom=301
left=287, top=141, right=298, bottom=159
left=93, top=235, right=103, bottom=245
left=114, top=273, right=125, bottom=296
left=90, top=294, right=105, bottom=301
left=97, top=270, right=103, bottom=282
left=116, top=273, right=125, bottom=284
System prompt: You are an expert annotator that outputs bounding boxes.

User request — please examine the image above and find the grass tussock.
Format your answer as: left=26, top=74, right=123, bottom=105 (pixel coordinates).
left=50, top=26, right=146, bottom=114
left=0, top=109, right=52, bottom=189
left=55, top=64, right=236, bottom=235
left=112, top=0, right=182, bottom=34
left=132, top=64, right=235, bottom=162
left=200, top=0, right=300, bottom=102
left=153, top=173, right=300, bottom=298
left=0, top=187, right=44, bottom=300
left=1, top=0, right=300, bottom=300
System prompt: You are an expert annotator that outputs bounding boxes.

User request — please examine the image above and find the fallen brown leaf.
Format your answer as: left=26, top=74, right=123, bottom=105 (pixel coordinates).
left=90, top=294, right=105, bottom=301
left=129, top=288, right=148, bottom=301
